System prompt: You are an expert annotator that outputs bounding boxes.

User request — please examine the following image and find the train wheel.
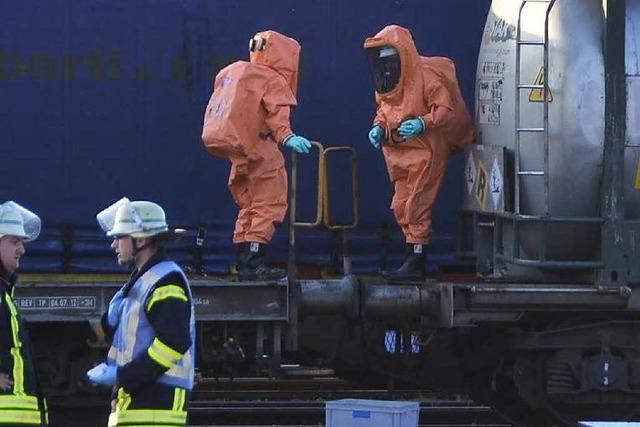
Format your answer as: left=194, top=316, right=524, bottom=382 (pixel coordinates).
left=542, top=349, right=640, bottom=426
left=511, top=350, right=640, bottom=426
left=545, top=401, right=640, bottom=427
left=467, top=354, right=553, bottom=427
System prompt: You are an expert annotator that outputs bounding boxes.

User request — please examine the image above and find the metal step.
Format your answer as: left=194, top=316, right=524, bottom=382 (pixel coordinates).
left=518, top=171, right=545, bottom=176
left=518, top=40, right=545, bottom=46
left=518, top=84, right=545, bottom=89
left=517, top=127, right=546, bottom=132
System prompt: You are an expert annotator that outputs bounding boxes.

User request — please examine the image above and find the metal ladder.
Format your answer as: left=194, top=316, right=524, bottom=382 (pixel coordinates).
left=514, top=0, right=556, bottom=214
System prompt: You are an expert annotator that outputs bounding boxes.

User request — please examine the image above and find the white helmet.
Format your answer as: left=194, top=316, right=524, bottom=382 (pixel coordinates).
left=0, top=201, right=41, bottom=242
left=97, top=197, right=181, bottom=239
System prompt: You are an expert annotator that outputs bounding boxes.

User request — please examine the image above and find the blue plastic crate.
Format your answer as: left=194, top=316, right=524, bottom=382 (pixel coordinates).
left=326, top=399, right=419, bottom=427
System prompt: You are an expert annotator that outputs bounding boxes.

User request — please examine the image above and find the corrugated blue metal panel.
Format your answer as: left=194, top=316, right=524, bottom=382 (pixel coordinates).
left=0, top=0, right=490, bottom=273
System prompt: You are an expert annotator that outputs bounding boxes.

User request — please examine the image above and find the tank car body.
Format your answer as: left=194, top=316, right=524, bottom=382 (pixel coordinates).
left=463, top=0, right=640, bottom=285
left=441, top=0, right=640, bottom=424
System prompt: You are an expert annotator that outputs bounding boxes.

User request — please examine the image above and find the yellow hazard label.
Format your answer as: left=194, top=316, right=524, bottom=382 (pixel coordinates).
left=475, top=161, right=489, bottom=208
left=529, top=67, right=554, bottom=102
left=634, top=154, right=640, bottom=190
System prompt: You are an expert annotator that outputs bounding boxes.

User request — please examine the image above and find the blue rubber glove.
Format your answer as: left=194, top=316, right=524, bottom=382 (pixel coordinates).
left=368, top=125, right=384, bottom=149
left=87, top=363, right=117, bottom=387
left=107, top=290, right=124, bottom=330
left=284, top=135, right=312, bottom=154
left=398, top=118, right=424, bottom=139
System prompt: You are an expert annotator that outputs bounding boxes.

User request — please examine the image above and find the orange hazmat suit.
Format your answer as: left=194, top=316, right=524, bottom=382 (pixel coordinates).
left=364, top=25, right=474, bottom=244
left=202, top=30, right=300, bottom=244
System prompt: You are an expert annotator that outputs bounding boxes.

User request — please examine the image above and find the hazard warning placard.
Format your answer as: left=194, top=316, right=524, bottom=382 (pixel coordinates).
left=463, top=145, right=506, bottom=213
left=634, top=153, right=640, bottom=190
left=529, top=66, right=554, bottom=102
left=465, top=151, right=477, bottom=195
left=490, top=158, right=503, bottom=210
left=475, top=161, right=489, bottom=209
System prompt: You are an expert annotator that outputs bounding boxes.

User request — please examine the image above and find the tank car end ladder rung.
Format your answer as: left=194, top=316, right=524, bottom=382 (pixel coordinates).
left=517, top=127, right=546, bottom=132
left=514, top=0, right=555, bottom=216
left=518, top=41, right=545, bottom=46
left=518, top=171, right=545, bottom=176
left=518, top=84, right=545, bottom=89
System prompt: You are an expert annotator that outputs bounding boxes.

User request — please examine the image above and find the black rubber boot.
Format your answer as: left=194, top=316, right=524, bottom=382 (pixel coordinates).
left=382, top=243, right=427, bottom=282
left=238, top=242, right=287, bottom=281
left=234, top=243, right=248, bottom=273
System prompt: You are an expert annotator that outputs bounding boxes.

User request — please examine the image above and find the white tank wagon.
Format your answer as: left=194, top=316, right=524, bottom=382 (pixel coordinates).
left=462, top=0, right=640, bottom=284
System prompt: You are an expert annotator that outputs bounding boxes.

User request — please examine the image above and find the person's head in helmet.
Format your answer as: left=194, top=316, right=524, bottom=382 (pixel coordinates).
left=97, top=198, right=183, bottom=269
left=0, top=201, right=41, bottom=275
left=366, top=45, right=401, bottom=94
left=364, top=25, right=421, bottom=97
left=249, top=30, right=301, bottom=97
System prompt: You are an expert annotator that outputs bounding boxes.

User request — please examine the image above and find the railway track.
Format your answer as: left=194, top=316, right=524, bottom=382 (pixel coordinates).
left=189, top=377, right=509, bottom=426
left=47, top=377, right=511, bottom=427
left=188, top=401, right=509, bottom=426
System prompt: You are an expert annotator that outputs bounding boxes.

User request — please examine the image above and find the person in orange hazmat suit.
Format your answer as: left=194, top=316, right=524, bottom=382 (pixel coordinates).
left=364, top=25, right=474, bottom=281
left=202, top=30, right=311, bottom=281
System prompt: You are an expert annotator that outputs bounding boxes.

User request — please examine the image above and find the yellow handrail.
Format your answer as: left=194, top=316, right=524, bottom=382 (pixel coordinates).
left=291, top=141, right=325, bottom=228
left=291, top=143, right=359, bottom=231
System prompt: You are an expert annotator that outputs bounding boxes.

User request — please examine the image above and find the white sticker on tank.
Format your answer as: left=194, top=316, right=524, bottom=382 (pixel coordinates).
left=466, top=152, right=477, bottom=195
left=478, top=79, right=503, bottom=101
left=490, top=158, right=503, bottom=209
left=480, top=62, right=505, bottom=78
left=479, top=102, right=501, bottom=125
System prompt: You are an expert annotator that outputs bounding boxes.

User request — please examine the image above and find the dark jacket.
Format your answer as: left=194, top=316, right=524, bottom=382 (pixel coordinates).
left=102, top=250, right=192, bottom=415
left=0, top=267, right=47, bottom=426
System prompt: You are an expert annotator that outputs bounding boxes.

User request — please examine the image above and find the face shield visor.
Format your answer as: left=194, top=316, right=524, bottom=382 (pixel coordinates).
left=96, top=197, right=137, bottom=237
left=97, top=197, right=176, bottom=240
left=0, top=201, right=41, bottom=242
left=366, top=45, right=401, bottom=94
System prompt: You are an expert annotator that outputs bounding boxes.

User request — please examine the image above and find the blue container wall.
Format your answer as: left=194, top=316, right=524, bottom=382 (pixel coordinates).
left=0, top=0, right=490, bottom=273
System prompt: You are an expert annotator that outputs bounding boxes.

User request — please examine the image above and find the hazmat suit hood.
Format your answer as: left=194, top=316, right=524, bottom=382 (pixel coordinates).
left=250, top=30, right=301, bottom=98
left=364, top=25, right=420, bottom=102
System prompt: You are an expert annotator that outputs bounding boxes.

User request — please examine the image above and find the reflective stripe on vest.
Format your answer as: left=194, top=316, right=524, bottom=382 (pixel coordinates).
left=0, top=395, right=42, bottom=425
left=0, top=410, right=42, bottom=425
left=107, top=261, right=195, bottom=390
left=172, top=387, right=186, bottom=412
left=5, top=294, right=26, bottom=395
left=0, top=394, right=38, bottom=409
left=108, top=386, right=187, bottom=427
left=107, top=408, right=187, bottom=427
